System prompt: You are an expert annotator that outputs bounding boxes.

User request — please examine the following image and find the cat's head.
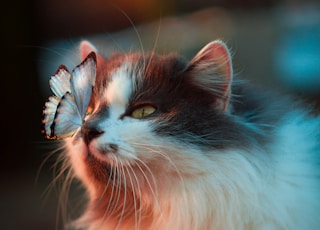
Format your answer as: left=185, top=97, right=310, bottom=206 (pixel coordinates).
left=66, top=40, right=235, bottom=197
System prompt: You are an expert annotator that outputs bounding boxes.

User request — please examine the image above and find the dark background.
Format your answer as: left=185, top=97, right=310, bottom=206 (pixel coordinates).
left=2, top=0, right=320, bottom=229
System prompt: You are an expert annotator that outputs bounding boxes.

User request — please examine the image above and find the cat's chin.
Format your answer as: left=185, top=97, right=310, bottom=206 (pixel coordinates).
left=87, top=142, right=114, bottom=164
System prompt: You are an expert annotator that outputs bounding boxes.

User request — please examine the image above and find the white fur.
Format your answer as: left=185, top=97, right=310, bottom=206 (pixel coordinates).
left=65, top=66, right=320, bottom=230
left=105, top=63, right=133, bottom=107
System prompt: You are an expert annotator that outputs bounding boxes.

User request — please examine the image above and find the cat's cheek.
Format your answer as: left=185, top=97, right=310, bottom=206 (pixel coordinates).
left=65, top=138, right=89, bottom=180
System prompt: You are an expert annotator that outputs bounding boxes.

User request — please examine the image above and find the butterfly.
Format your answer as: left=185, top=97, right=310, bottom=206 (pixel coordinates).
left=41, top=52, right=97, bottom=140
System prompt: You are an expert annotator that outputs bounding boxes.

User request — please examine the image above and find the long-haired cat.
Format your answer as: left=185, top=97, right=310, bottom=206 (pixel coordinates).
left=45, top=40, right=320, bottom=230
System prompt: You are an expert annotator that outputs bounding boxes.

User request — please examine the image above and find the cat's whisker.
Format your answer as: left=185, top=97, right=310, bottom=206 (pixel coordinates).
left=124, top=160, right=141, bottom=230
left=150, top=148, right=186, bottom=191
left=32, top=44, right=80, bottom=68
left=152, top=128, right=253, bottom=148
left=115, top=159, right=127, bottom=230
left=135, top=158, right=159, bottom=201
left=100, top=164, right=116, bottom=226
left=117, top=142, right=162, bottom=214
left=104, top=32, right=126, bottom=54
left=103, top=162, right=118, bottom=223
left=40, top=151, right=71, bottom=209
left=110, top=3, right=146, bottom=68
left=136, top=144, right=188, bottom=206
left=56, top=157, right=74, bottom=229
left=111, top=159, right=123, bottom=221
left=35, top=144, right=64, bottom=187
left=111, top=166, right=120, bottom=229
left=117, top=145, right=138, bottom=158
left=131, top=61, right=141, bottom=93
left=132, top=165, right=143, bottom=230
left=132, top=150, right=177, bottom=228
left=145, top=15, right=162, bottom=77
left=99, top=164, right=116, bottom=227
left=131, top=146, right=187, bottom=226
left=56, top=165, right=74, bottom=230
left=152, top=15, right=162, bottom=55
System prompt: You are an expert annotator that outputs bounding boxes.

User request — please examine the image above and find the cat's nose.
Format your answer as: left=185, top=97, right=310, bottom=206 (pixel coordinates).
left=81, top=125, right=104, bottom=144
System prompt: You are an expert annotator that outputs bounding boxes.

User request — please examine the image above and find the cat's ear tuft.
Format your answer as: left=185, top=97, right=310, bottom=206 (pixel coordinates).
left=187, top=40, right=233, bottom=112
left=80, top=40, right=98, bottom=61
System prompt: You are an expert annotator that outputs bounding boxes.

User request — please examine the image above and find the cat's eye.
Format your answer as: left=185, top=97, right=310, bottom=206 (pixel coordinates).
left=131, top=105, right=156, bottom=119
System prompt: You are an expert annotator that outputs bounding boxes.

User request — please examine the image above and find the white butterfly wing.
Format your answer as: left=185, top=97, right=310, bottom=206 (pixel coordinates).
left=50, top=92, right=82, bottom=139
left=42, top=52, right=96, bottom=140
left=70, top=52, right=96, bottom=118
left=42, top=96, right=60, bottom=139
left=49, top=65, right=71, bottom=98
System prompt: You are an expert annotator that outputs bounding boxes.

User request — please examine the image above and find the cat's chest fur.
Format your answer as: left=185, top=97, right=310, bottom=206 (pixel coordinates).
left=56, top=40, right=320, bottom=230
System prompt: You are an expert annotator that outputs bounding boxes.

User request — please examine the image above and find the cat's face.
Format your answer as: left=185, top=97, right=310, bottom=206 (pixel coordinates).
left=65, top=40, right=235, bottom=197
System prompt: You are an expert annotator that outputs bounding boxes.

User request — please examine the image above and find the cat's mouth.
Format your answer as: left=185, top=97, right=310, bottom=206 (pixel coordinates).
left=72, top=130, right=115, bottom=163
left=72, top=128, right=136, bottom=170
left=75, top=135, right=122, bottom=167
left=88, top=144, right=118, bottom=164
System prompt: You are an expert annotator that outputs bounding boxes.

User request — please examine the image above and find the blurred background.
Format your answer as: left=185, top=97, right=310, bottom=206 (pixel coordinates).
left=2, top=0, right=320, bottom=229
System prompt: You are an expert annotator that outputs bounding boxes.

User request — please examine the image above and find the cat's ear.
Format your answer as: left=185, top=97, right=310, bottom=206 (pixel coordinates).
left=80, top=40, right=97, bottom=60
left=80, top=40, right=105, bottom=63
left=187, top=40, right=233, bottom=112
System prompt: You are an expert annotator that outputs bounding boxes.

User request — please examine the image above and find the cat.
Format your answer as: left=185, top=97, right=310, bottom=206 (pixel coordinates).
left=48, top=39, right=320, bottom=230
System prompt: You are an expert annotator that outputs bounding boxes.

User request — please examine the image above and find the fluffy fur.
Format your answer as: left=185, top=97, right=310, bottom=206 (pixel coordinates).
left=58, top=40, right=320, bottom=230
